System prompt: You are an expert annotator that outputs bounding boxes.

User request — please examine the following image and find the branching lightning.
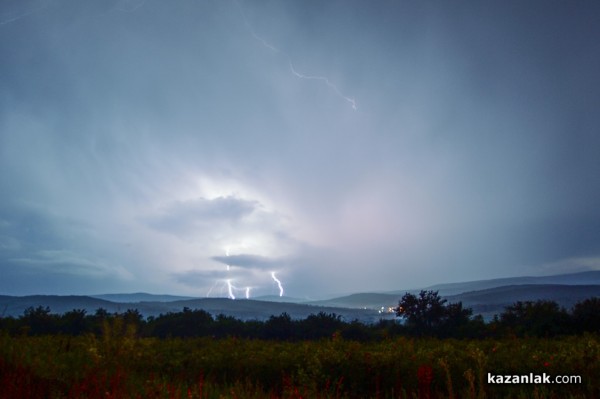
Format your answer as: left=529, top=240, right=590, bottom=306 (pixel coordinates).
left=224, top=248, right=234, bottom=298
left=288, top=62, right=357, bottom=110
left=206, top=280, right=219, bottom=297
left=0, top=1, right=50, bottom=26
left=247, top=28, right=279, bottom=53
left=270, top=272, right=284, bottom=297
left=226, top=279, right=236, bottom=299
left=236, top=1, right=357, bottom=110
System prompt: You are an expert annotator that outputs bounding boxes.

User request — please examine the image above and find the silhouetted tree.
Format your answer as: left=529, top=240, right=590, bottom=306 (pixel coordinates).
left=88, top=308, right=110, bottom=335
left=371, top=318, right=406, bottom=339
left=438, top=302, right=476, bottom=337
left=60, top=309, right=88, bottom=335
left=298, top=312, right=343, bottom=339
left=264, top=312, right=295, bottom=340
left=20, top=306, right=58, bottom=335
left=499, top=300, right=570, bottom=337
left=149, top=308, right=214, bottom=338
left=122, top=309, right=144, bottom=333
left=572, top=297, right=600, bottom=333
left=396, top=291, right=448, bottom=334
left=212, top=314, right=246, bottom=338
left=341, top=319, right=373, bottom=341
left=395, top=291, right=479, bottom=337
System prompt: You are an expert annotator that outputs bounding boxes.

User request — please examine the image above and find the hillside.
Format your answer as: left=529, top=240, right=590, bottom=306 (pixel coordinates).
left=91, top=293, right=194, bottom=303
left=307, top=293, right=400, bottom=309
left=0, top=295, right=116, bottom=317
left=447, top=284, right=600, bottom=319
left=3, top=271, right=600, bottom=322
left=0, top=295, right=392, bottom=324
left=401, top=270, right=600, bottom=296
left=298, top=282, right=600, bottom=320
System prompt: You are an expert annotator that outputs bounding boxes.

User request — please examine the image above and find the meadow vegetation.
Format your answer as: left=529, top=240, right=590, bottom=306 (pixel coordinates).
left=0, top=293, right=599, bottom=398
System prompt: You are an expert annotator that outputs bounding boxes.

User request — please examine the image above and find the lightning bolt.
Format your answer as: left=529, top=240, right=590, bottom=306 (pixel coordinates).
left=270, top=272, right=284, bottom=297
left=206, top=280, right=219, bottom=297
left=0, top=1, right=50, bottom=26
left=226, top=279, right=236, bottom=299
left=288, top=62, right=357, bottom=110
left=236, top=1, right=357, bottom=110
left=247, top=28, right=279, bottom=53
left=221, top=248, right=236, bottom=299
left=245, top=286, right=251, bottom=299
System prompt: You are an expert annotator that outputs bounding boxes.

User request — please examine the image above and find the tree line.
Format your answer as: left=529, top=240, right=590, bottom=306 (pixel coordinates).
left=0, top=291, right=598, bottom=340
left=395, top=290, right=600, bottom=338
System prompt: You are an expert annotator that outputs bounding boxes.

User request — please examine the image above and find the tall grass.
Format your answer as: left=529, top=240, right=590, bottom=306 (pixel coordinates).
left=0, top=330, right=597, bottom=398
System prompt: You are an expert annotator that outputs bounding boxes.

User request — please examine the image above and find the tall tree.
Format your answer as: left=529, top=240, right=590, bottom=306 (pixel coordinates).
left=396, top=291, right=447, bottom=333
left=396, top=291, right=475, bottom=336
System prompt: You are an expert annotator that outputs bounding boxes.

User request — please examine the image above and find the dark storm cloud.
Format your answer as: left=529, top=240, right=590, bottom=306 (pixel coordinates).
left=144, top=196, right=259, bottom=238
left=0, top=258, right=133, bottom=295
left=0, top=203, right=92, bottom=274
left=173, top=267, right=255, bottom=287
left=8, top=250, right=125, bottom=277
left=173, top=269, right=229, bottom=282
left=0, top=0, right=599, bottom=296
left=212, top=254, right=282, bottom=270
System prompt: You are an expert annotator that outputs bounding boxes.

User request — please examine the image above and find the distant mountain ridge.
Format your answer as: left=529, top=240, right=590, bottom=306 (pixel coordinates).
left=91, top=293, right=194, bottom=303
left=2, top=270, right=599, bottom=322
left=446, top=284, right=600, bottom=320
left=253, top=295, right=305, bottom=303
left=307, top=271, right=600, bottom=311
left=409, top=270, right=600, bottom=296
left=299, top=284, right=600, bottom=321
left=0, top=295, right=116, bottom=317
left=0, top=295, right=393, bottom=324
left=307, top=293, right=400, bottom=309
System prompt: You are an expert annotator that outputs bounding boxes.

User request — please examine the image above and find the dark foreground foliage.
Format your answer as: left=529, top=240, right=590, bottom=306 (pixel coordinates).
left=0, top=295, right=599, bottom=397
left=395, top=291, right=600, bottom=338
left=0, top=329, right=598, bottom=399
left=1, top=293, right=599, bottom=340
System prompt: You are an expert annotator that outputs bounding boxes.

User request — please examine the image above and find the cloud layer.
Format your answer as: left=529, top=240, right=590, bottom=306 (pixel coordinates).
left=1, top=0, right=599, bottom=297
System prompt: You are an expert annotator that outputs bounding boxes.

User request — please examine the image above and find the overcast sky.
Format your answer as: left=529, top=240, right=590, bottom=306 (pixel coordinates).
left=1, top=0, right=599, bottom=298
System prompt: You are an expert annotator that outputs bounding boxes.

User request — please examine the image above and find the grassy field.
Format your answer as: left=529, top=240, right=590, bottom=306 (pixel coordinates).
left=0, top=322, right=598, bottom=399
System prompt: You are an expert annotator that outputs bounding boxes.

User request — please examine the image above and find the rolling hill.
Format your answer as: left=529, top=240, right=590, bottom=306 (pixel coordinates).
left=2, top=271, right=599, bottom=322
left=403, top=270, right=600, bottom=296
left=446, top=284, right=600, bottom=319
left=90, top=293, right=194, bottom=303
left=306, top=293, right=400, bottom=309
left=0, top=295, right=393, bottom=324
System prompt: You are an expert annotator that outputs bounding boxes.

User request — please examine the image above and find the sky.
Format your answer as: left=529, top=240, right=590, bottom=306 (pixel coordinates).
left=1, top=0, right=599, bottom=298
